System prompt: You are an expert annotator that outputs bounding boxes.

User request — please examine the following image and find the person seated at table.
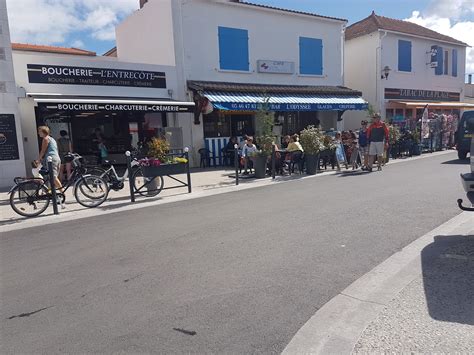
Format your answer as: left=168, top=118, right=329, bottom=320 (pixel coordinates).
left=281, top=135, right=291, bottom=149
left=241, top=136, right=257, bottom=175
left=224, top=136, right=238, bottom=166
left=287, top=134, right=304, bottom=152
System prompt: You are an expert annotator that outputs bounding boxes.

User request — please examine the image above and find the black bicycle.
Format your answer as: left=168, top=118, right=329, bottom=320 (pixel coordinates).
left=9, top=153, right=109, bottom=217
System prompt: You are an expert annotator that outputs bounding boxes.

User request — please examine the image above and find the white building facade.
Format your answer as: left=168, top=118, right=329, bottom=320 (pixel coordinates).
left=0, top=0, right=25, bottom=188
left=116, top=0, right=367, bottom=165
left=12, top=46, right=194, bottom=172
left=344, top=12, right=471, bottom=130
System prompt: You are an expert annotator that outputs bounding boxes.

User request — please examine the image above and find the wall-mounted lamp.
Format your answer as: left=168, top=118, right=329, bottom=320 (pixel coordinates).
left=381, top=65, right=391, bottom=80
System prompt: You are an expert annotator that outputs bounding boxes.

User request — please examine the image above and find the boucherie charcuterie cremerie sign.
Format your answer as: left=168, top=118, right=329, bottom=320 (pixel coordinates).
left=27, top=64, right=166, bottom=88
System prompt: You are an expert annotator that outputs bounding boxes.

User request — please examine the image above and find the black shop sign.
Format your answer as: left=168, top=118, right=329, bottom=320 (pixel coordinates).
left=0, top=114, right=20, bottom=161
left=40, top=103, right=194, bottom=113
left=27, top=64, right=167, bottom=89
left=384, top=88, right=460, bottom=102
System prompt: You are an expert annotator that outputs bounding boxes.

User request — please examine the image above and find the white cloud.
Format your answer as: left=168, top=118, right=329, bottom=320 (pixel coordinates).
left=5, top=0, right=137, bottom=46
left=405, top=0, right=474, bottom=77
left=71, top=39, right=85, bottom=48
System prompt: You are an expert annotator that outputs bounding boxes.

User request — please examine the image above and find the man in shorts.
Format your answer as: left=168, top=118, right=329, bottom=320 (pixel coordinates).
left=367, top=113, right=389, bottom=172
left=359, top=120, right=369, bottom=170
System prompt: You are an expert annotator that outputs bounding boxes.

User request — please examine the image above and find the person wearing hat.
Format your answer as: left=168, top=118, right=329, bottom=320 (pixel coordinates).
left=359, top=120, right=369, bottom=170
left=367, top=113, right=389, bottom=171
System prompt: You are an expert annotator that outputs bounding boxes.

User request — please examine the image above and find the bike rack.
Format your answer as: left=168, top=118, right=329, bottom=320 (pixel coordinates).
left=127, top=148, right=192, bottom=203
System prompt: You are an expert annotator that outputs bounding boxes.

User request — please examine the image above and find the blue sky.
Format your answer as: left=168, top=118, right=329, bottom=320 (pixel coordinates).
left=6, top=0, right=474, bottom=75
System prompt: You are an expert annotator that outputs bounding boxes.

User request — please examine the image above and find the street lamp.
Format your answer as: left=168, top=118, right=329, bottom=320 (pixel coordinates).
left=381, top=65, right=391, bottom=80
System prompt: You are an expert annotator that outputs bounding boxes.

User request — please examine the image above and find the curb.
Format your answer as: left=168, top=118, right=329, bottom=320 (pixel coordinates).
left=282, top=211, right=474, bottom=355
left=0, top=150, right=455, bottom=233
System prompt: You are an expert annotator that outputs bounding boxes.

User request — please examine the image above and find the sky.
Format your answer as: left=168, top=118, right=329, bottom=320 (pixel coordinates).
left=5, top=0, right=474, bottom=78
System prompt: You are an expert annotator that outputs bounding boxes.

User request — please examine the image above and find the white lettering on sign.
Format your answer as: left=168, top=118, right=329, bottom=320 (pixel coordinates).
left=42, top=66, right=93, bottom=77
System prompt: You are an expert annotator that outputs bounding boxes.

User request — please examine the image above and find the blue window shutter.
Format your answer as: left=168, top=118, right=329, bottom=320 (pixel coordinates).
left=452, top=49, right=458, bottom=77
left=398, top=40, right=412, bottom=72
left=218, top=26, right=249, bottom=71
left=435, top=46, right=443, bottom=75
left=299, top=37, right=323, bottom=75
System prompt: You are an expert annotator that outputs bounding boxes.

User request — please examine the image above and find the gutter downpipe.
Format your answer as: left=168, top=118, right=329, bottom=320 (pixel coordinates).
left=376, top=30, right=388, bottom=116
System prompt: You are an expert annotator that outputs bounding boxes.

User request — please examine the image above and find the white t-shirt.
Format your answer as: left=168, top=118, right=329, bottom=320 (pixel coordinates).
left=242, top=144, right=257, bottom=157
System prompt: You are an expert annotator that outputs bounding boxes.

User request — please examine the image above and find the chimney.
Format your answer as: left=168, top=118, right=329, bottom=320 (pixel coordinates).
left=139, top=0, right=148, bottom=8
left=469, top=74, right=473, bottom=84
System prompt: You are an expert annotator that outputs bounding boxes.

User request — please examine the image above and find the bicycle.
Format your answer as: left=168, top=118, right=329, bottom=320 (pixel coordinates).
left=87, top=157, right=164, bottom=197
left=9, top=153, right=109, bottom=217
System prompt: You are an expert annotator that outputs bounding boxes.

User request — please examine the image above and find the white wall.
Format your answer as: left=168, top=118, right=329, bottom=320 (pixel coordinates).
left=178, top=0, right=344, bottom=86
left=343, top=33, right=379, bottom=130
left=380, top=32, right=466, bottom=98
left=0, top=0, right=25, bottom=188
left=12, top=51, right=179, bottom=168
left=116, top=0, right=176, bottom=66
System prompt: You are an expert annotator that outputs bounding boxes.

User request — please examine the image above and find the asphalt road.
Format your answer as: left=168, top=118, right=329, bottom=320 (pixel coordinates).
left=0, top=152, right=469, bottom=354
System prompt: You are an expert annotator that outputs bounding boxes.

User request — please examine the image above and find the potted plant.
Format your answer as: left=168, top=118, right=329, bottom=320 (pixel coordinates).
left=300, top=125, right=324, bottom=175
left=388, top=124, right=401, bottom=159
left=139, top=137, right=188, bottom=177
left=252, top=99, right=274, bottom=178
left=411, top=128, right=422, bottom=155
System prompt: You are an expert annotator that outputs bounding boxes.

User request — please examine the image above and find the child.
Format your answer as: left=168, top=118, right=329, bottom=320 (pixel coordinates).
left=241, top=136, right=257, bottom=174
left=31, top=160, right=44, bottom=179
left=349, top=140, right=360, bottom=170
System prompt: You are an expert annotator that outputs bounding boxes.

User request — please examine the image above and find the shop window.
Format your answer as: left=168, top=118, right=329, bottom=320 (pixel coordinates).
left=435, top=46, right=444, bottom=75
left=398, top=40, right=412, bottom=72
left=452, top=49, right=457, bottom=77
left=299, top=37, right=323, bottom=75
left=444, top=50, right=449, bottom=75
left=203, top=112, right=230, bottom=137
left=394, top=109, right=404, bottom=122
left=230, top=114, right=254, bottom=137
left=218, top=26, right=249, bottom=71
left=386, top=109, right=394, bottom=120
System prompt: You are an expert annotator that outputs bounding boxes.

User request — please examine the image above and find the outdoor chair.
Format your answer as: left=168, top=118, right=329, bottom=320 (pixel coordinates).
left=198, top=148, right=211, bottom=168
left=286, top=151, right=304, bottom=175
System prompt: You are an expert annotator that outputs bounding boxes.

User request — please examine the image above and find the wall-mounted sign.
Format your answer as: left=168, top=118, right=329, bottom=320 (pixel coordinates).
left=214, top=102, right=368, bottom=112
left=39, top=102, right=193, bottom=113
left=0, top=114, right=20, bottom=161
left=384, top=88, right=460, bottom=102
left=430, top=45, right=438, bottom=68
left=27, top=64, right=167, bottom=88
left=257, top=60, right=295, bottom=74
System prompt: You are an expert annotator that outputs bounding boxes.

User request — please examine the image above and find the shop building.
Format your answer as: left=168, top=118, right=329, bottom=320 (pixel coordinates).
left=344, top=12, right=472, bottom=130
left=0, top=0, right=25, bottom=188
left=11, top=43, right=194, bottom=170
left=115, top=0, right=367, bottom=164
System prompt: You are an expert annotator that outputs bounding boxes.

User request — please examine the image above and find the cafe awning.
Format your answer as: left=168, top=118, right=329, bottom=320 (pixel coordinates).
left=389, top=100, right=474, bottom=109
left=28, top=94, right=195, bottom=113
left=188, top=80, right=368, bottom=112
left=203, top=92, right=367, bottom=111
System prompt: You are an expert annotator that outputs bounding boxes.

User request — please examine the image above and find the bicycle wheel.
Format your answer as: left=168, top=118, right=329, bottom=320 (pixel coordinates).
left=74, top=175, right=109, bottom=208
left=86, top=166, right=110, bottom=183
left=9, top=181, right=50, bottom=217
left=132, top=168, right=164, bottom=197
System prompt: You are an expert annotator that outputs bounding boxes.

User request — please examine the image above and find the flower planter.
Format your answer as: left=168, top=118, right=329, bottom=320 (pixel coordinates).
left=305, top=154, right=320, bottom=175
left=252, top=156, right=268, bottom=179
left=142, top=163, right=186, bottom=177
left=411, top=144, right=422, bottom=156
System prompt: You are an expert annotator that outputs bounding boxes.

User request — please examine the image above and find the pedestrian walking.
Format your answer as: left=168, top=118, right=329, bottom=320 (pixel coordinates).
left=57, top=130, right=73, bottom=181
left=367, top=113, right=389, bottom=172
left=37, top=126, right=62, bottom=190
left=359, top=120, right=369, bottom=170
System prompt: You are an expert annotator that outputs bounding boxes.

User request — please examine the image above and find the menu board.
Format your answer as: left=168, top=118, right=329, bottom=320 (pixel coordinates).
left=0, top=114, right=20, bottom=161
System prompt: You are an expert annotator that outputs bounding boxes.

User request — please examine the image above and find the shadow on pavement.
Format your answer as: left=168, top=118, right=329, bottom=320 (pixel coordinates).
left=441, top=159, right=470, bottom=165
left=421, top=234, right=474, bottom=325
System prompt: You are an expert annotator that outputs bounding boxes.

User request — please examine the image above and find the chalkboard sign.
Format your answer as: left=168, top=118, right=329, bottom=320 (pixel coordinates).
left=0, top=114, right=20, bottom=161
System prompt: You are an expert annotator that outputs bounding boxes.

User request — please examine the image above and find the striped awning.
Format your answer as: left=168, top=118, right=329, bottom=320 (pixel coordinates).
left=203, top=91, right=368, bottom=111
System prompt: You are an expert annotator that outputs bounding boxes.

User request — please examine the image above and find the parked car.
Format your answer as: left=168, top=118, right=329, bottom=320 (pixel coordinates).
left=456, top=110, right=474, bottom=160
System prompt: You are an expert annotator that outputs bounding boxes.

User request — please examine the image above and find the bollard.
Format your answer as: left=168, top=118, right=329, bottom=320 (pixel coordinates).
left=185, top=147, right=192, bottom=193
left=234, top=144, right=239, bottom=186
left=47, top=156, right=59, bottom=215
left=126, top=151, right=135, bottom=203
left=271, top=144, right=276, bottom=180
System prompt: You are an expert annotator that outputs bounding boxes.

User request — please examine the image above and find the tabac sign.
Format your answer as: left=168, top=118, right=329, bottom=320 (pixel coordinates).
left=384, top=88, right=460, bottom=102
left=27, top=64, right=167, bottom=88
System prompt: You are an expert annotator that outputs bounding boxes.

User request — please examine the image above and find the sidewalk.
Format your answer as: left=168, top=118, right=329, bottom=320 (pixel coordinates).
left=283, top=211, right=474, bottom=354
left=0, top=150, right=455, bottom=231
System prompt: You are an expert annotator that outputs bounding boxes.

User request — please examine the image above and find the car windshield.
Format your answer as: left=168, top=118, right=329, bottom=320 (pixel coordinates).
left=464, top=116, right=474, bottom=132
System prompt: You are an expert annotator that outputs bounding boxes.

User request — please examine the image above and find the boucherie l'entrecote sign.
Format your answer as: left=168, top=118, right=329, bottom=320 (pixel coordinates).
left=27, top=64, right=166, bottom=89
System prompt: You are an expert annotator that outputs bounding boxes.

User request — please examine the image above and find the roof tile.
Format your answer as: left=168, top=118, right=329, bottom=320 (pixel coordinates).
left=12, top=43, right=96, bottom=56
left=346, top=12, right=468, bottom=46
